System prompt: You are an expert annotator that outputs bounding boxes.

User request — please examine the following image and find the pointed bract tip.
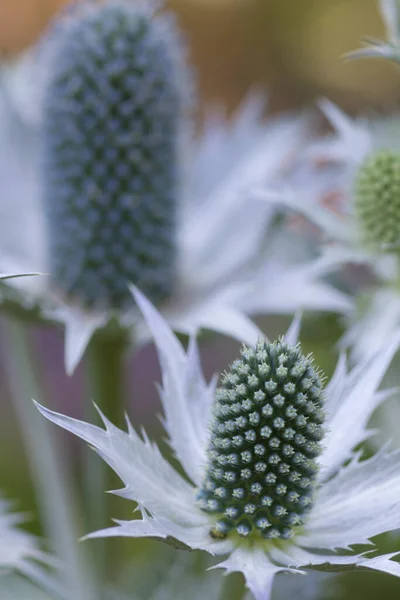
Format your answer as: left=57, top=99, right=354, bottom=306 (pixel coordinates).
left=33, top=401, right=60, bottom=426
left=129, top=283, right=148, bottom=311
left=129, top=284, right=180, bottom=349
left=33, top=399, right=46, bottom=415
left=284, top=312, right=302, bottom=346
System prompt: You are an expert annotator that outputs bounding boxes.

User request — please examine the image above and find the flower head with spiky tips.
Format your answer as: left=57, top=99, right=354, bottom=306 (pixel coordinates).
left=42, top=0, right=189, bottom=312
left=37, top=290, right=400, bottom=600
left=257, top=95, right=400, bottom=361
left=0, top=0, right=350, bottom=375
left=354, top=149, right=400, bottom=254
left=198, top=339, right=325, bottom=542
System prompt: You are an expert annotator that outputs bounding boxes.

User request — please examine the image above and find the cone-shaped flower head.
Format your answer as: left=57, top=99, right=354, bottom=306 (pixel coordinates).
left=199, top=339, right=325, bottom=541
left=354, top=149, right=400, bottom=253
left=35, top=291, right=400, bottom=600
left=43, top=0, right=188, bottom=310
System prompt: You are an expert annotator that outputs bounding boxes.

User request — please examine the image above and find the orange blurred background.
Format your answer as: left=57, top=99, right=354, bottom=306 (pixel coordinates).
left=1, top=0, right=400, bottom=114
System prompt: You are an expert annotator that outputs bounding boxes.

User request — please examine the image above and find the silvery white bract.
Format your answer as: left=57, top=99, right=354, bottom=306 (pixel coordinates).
left=258, top=98, right=400, bottom=361
left=37, top=289, right=400, bottom=600
left=346, top=0, right=400, bottom=63
left=0, top=0, right=350, bottom=376
left=0, top=497, right=57, bottom=595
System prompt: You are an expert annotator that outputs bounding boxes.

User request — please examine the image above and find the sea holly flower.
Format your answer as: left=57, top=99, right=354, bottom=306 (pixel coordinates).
left=0, top=0, right=350, bottom=374
left=346, top=0, right=400, bottom=63
left=257, top=98, right=400, bottom=361
left=37, top=289, right=400, bottom=600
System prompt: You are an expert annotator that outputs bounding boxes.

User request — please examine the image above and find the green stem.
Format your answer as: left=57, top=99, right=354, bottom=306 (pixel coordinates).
left=84, top=323, right=129, bottom=577
left=3, top=318, right=96, bottom=600
left=219, top=574, right=247, bottom=600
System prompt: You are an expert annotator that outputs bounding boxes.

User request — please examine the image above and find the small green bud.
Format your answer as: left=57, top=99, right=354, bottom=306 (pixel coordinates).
left=354, top=150, right=400, bottom=253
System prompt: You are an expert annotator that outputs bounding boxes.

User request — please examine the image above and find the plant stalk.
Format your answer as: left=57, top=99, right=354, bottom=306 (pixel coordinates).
left=3, top=317, right=96, bottom=600
left=220, top=574, right=247, bottom=600
left=84, top=322, right=129, bottom=577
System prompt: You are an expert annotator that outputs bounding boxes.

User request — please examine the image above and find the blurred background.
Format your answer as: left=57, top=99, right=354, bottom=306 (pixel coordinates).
left=2, top=0, right=400, bottom=111
left=1, top=1, right=400, bottom=599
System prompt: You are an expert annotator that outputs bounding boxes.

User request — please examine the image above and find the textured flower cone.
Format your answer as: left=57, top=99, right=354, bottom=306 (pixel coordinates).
left=43, top=1, right=187, bottom=311
left=198, top=339, right=325, bottom=541
left=355, top=149, right=400, bottom=254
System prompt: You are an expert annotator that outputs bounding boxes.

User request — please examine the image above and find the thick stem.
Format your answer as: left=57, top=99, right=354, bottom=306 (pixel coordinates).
left=86, top=323, right=128, bottom=429
left=84, top=322, right=129, bottom=576
left=3, top=318, right=96, bottom=600
left=219, top=574, right=247, bottom=600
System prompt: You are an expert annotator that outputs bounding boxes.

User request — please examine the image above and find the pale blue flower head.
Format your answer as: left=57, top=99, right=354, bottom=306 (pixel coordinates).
left=0, top=1, right=350, bottom=374
left=37, top=290, right=400, bottom=600
left=42, top=0, right=190, bottom=311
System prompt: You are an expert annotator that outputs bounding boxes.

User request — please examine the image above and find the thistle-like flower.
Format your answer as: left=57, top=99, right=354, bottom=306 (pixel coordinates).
left=42, top=0, right=182, bottom=312
left=258, top=95, right=400, bottom=361
left=37, top=289, right=400, bottom=600
left=0, top=0, right=350, bottom=373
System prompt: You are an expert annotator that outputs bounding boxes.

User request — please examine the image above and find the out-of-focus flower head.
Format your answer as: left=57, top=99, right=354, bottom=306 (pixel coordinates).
left=37, top=289, right=400, bottom=600
left=257, top=92, right=400, bottom=362
left=0, top=0, right=350, bottom=374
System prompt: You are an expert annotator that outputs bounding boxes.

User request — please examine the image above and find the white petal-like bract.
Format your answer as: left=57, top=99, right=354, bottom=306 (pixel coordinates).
left=36, top=293, right=400, bottom=600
